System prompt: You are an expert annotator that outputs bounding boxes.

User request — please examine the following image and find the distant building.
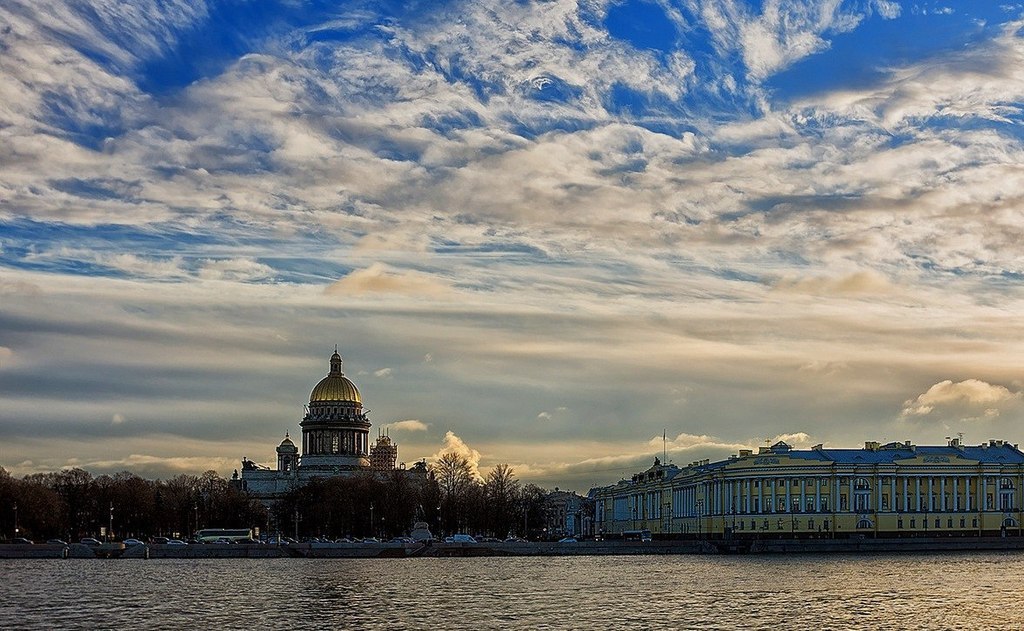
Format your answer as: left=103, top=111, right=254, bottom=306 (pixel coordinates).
left=543, top=489, right=594, bottom=538
left=234, top=349, right=422, bottom=501
left=369, top=431, right=398, bottom=471
left=592, top=438, right=1024, bottom=538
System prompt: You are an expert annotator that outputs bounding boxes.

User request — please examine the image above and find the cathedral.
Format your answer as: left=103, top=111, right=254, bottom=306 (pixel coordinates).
left=234, top=349, right=416, bottom=500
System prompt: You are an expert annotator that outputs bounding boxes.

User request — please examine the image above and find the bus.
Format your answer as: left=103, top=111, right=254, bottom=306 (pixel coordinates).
left=622, top=529, right=652, bottom=542
left=196, top=528, right=254, bottom=543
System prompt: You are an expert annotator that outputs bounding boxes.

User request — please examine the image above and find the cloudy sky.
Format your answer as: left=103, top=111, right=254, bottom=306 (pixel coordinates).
left=2, top=0, right=1024, bottom=492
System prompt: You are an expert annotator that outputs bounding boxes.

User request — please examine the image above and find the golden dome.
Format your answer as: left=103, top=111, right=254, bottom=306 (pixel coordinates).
left=309, top=350, right=362, bottom=404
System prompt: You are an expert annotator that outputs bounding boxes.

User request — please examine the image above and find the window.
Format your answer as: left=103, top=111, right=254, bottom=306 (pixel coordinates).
left=910, top=518, right=916, bottom=528
left=935, top=518, right=940, bottom=528
left=960, top=518, right=966, bottom=528
left=947, top=518, right=953, bottom=528
left=807, top=518, right=815, bottom=530
left=972, top=518, right=978, bottom=528
left=898, top=518, right=904, bottom=529
left=855, top=478, right=871, bottom=491
left=821, top=497, right=829, bottom=512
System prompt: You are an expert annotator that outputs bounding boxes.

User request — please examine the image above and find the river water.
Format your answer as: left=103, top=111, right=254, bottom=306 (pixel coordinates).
left=2, top=552, right=1022, bottom=629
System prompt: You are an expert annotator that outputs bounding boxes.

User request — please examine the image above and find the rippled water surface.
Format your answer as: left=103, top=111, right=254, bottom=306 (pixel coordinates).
left=3, top=553, right=1024, bottom=629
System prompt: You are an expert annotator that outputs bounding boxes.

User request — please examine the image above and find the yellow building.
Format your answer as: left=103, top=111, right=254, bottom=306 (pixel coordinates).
left=593, top=439, right=1024, bottom=539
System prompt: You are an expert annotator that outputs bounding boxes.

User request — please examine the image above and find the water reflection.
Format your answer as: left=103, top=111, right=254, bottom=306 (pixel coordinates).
left=2, top=553, right=1022, bottom=629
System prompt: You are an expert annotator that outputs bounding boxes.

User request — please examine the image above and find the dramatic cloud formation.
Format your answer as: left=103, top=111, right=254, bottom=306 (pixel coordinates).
left=2, top=1, right=1024, bottom=490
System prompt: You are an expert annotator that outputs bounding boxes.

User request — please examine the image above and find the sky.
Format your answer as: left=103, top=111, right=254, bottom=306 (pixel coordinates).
left=2, top=0, right=1024, bottom=493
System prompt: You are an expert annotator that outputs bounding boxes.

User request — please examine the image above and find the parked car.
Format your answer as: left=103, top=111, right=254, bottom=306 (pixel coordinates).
left=80, top=537, right=102, bottom=546
left=150, top=536, right=169, bottom=545
left=166, top=539, right=187, bottom=546
left=446, top=534, right=477, bottom=544
left=558, top=537, right=578, bottom=543
left=11, top=537, right=33, bottom=545
left=123, top=538, right=145, bottom=546
left=47, top=539, right=68, bottom=546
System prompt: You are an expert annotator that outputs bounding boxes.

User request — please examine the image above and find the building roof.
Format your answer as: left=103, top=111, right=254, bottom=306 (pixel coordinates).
left=309, top=350, right=362, bottom=404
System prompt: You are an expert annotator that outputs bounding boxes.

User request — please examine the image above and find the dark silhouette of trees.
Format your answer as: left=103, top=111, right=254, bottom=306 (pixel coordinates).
left=0, top=467, right=266, bottom=542
left=0, top=461, right=551, bottom=542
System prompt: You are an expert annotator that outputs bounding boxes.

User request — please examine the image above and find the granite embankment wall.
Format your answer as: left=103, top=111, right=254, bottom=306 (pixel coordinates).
left=3, top=537, right=1024, bottom=559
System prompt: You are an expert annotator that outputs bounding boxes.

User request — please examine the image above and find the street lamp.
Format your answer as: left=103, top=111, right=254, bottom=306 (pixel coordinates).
left=108, top=503, right=114, bottom=543
left=13, top=502, right=18, bottom=538
left=369, top=503, right=374, bottom=538
left=695, top=499, right=704, bottom=538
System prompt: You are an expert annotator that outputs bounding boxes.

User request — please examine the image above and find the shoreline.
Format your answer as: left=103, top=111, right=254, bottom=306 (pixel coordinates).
left=4, top=536, right=1024, bottom=559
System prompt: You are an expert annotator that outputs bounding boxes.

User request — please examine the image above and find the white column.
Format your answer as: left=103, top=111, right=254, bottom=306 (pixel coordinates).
left=941, top=477, right=947, bottom=512
left=785, top=478, right=791, bottom=513
left=890, top=477, right=896, bottom=512
left=815, top=478, right=821, bottom=512
left=982, top=477, right=988, bottom=511
left=759, top=479, right=764, bottom=513
left=745, top=479, right=751, bottom=514
left=928, top=477, right=934, bottom=511
left=953, top=478, right=959, bottom=511
left=903, top=477, right=909, bottom=512
left=965, top=476, right=972, bottom=511
left=800, top=478, right=806, bottom=512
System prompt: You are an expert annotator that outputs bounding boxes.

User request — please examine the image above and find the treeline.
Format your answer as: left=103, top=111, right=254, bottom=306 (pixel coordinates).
left=0, top=454, right=552, bottom=542
left=0, top=466, right=266, bottom=541
left=275, top=455, right=549, bottom=539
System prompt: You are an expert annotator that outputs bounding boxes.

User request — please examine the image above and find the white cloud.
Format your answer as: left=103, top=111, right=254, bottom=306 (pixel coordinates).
left=901, top=379, right=1022, bottom=418
left=374, top=367, right=393, bottom=378
left=431, top=431, right=483, bottom=480
left=385, top=419, right=430, bottom=432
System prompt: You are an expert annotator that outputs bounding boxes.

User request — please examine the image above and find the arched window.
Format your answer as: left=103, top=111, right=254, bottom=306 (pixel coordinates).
left=854, top=478, right=871, bottom=490
left=1000, top=478, right=1015, bottom=490
left=856, top=518, right=873, bottom=529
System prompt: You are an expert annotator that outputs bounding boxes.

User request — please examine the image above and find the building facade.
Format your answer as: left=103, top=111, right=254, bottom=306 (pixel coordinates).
left=542, top=490, right=594, bottom=539
left=235, top=349, right=409, bottom=500
left=593, top=439, right=1024, bottom=538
